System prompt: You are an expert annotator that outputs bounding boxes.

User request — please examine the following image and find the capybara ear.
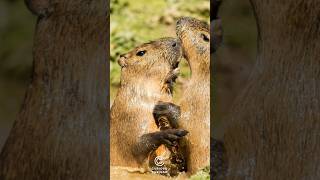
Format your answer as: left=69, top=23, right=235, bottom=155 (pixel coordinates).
left=117, top=56, right=127, bottom=68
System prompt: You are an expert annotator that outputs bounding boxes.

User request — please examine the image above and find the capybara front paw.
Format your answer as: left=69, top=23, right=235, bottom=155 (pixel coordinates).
left=152, top=129, right=188, bottom=147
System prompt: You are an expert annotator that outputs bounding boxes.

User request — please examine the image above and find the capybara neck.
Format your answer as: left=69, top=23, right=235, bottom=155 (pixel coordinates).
left=189, top=56, right=210, bottom=80
left=117, top=77, right=172, bottom=106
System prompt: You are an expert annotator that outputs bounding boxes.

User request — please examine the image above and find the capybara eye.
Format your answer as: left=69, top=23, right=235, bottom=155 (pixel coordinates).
left=201, top=33, right=209, bottom=42
left=136, top=50, right=146, bottom=56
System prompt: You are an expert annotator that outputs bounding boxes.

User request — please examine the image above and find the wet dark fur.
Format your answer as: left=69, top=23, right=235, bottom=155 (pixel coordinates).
left=153, top=102, right=181, bottom=129
left=148, top=102, right=187, bottom=176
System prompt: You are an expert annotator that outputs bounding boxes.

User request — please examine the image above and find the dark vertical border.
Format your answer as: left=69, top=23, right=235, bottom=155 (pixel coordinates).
left=106, top=0, right=111, bottom=179
left=210, top=0, right=223, bottom=178
left=210, top=1, right=214, bottom=177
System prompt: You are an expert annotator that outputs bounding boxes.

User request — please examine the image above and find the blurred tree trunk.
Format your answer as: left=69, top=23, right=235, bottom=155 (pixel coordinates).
left=224, top=0, right=320, bottom=179
left=0, top=0, right=109, bottom=179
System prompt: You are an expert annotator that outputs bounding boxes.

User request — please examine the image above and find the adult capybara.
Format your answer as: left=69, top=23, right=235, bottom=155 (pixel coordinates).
left=110, top=38, right=188, bottom=170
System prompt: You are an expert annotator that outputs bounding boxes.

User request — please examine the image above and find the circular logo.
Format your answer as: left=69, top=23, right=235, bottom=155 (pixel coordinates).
left=154, top=156, right=164, bottom=167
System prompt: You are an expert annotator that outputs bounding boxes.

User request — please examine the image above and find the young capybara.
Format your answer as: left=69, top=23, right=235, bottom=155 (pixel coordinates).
left=176, top=17, right=219, bottom=174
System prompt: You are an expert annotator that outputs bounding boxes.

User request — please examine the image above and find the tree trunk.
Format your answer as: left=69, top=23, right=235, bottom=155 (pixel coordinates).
left=0, top=1, right=109, bottom=179
left=224, top=0, right=320, bottom=179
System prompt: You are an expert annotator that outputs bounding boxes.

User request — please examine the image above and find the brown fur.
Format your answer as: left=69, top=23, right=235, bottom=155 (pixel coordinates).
left=110, top=38, right=185, bottom=168
left=176, top=17, right=211, bottom=173
left=224, top=0, right=320, bottom=179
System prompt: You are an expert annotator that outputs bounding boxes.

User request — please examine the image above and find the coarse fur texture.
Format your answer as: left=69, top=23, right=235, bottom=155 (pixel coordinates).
left=110, top=38, right=188, bottom=169
left=224, top=0, right=320, bottom=179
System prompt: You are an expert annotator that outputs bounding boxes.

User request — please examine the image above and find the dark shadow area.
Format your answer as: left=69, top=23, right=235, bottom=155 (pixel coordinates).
left=0, top=1, right=35, bottom=149
left=213, top=0, right=257, bottom=136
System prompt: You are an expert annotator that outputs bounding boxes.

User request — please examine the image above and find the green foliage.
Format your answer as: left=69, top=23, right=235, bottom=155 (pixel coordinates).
left=190, top=166, right=210, bottom=180
left=110, top=61, right=121, bottom=86
left=0, top=1, right=35, bottom=81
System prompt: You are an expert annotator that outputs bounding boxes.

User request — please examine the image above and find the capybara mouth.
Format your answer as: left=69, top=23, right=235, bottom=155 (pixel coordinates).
left=171, top=67, right=179, bottom=83
left=162, top=67, right=180, bottom=95
left=166, top=67, right=180, bottom=84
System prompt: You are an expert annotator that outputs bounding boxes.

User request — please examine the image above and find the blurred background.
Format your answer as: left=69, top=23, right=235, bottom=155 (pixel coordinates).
left=0, top=0, right=257, bottom=149
left=0, top=0, right=35, bottom=149
left=213, top=0, right=257, bottom=135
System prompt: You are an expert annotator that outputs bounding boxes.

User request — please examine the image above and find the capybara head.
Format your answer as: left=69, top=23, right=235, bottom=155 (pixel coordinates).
left=117, top=38, right=181, bottom=84
left=176, top=17, right=210, bottom=65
